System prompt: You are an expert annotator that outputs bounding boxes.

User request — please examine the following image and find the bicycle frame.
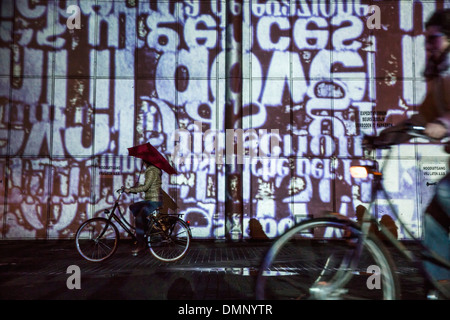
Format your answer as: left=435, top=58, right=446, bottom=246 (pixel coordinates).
left=102, top=196, right=137, bottom=242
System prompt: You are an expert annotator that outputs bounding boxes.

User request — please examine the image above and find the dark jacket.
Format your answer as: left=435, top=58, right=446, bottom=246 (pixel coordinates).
left=375, top=50, right=450, bottom=146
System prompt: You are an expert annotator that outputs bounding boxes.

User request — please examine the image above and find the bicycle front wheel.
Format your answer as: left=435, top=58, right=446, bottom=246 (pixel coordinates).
left=256, top=218, right=400, bottom=300
left=147, top=216, right=190, bottom=262
left=75, top=217, right=119, bottom=262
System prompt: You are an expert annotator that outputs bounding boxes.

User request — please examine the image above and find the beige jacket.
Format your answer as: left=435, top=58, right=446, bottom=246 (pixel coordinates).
left=129, top=165, right=162, bottom=202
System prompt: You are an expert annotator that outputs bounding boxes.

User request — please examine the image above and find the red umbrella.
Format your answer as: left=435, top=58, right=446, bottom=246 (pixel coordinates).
left=128, top=142, right=177, bottom=175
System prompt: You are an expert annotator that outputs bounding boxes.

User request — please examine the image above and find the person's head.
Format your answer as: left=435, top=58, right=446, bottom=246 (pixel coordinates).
left=143, top=160, right=154, bottom=169
left=425, top=9, right=450, bottom=59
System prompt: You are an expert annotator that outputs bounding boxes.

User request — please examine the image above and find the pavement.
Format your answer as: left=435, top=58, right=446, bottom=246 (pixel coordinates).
left=0, top=239, right=431, bottom=300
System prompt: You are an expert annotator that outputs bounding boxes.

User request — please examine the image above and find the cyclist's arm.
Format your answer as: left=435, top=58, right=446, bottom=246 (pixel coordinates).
left=425, top=122, right=448, bottom=139
left=427, top=76, right=450, bottom=138
left=368, top=115, right=426, bottom=147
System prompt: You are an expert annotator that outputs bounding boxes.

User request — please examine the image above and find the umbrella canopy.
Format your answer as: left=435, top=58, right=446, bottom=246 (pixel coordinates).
left=128, top=142, right=177, bottom=175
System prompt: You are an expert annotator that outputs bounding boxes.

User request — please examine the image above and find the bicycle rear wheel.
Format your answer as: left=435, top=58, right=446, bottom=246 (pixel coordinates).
left=256, top=218, right=400, bottom=300
left=147, top=215, right=190, bottom=262
left=75, top=217, right=119, bottom=262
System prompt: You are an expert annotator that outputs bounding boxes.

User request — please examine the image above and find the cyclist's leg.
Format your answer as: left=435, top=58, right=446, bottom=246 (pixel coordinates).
left=134, top=209, right=147, bottom=247
left=130, top=201, right=148, bottom=253
left=423, top=173, right=450, bottom=283
left=141, top=201, right=163, bottom=233
left=434, top=173, right=450, bottom=227
left=142, top=201, right=162, bottom=219
left=130, top=201, right=142, bottom=217
left=131, top=200, right=160, bottom=242
left=423, top=214, right=450, bottom=280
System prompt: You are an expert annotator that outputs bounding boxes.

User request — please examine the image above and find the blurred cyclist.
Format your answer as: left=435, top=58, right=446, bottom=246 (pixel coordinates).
left=370, top=9, right=449, bottom=297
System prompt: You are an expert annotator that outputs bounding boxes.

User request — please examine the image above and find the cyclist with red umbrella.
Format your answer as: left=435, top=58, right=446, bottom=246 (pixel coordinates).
left=126, top=142, right=177, bottom=256
left=125, top=161, right=162, bottom=256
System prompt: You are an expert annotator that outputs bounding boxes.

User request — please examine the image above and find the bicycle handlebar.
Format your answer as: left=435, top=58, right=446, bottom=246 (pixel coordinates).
left=404, top=125, right=429, bottom=139
left=363, top=124, right=444, bottom=150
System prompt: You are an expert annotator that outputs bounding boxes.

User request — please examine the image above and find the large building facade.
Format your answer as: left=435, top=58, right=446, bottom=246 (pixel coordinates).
left=0, top=0, right=448, bottom=240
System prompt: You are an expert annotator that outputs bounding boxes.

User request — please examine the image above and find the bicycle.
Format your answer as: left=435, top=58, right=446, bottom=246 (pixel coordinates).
left=75, top=186, right=191, bottom=263
left=256, top=125, right=450, bottom=300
